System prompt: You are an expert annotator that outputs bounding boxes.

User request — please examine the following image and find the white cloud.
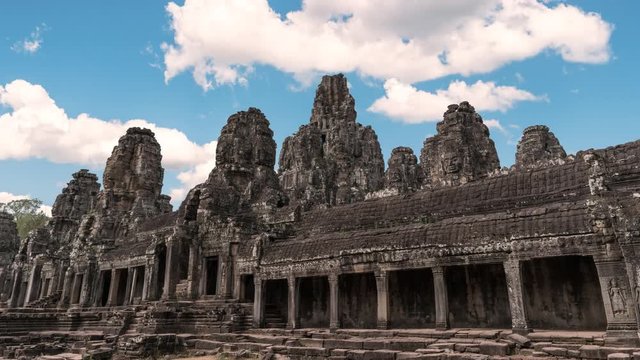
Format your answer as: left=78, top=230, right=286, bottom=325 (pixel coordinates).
left=484, top=119, right=508, bottom=135
left=368, top=79, right=543, bottom=123
left=162, top=0, right=612, bottom=90
left=0, top=79, right=216, bottom=204
left=0, top=192, right=52, bottom=216
left=11, top=23, right=48, bottom=54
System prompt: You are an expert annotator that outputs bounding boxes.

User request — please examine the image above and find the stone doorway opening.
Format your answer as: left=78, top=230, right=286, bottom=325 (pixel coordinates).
left=204, top=256, right=219, bottom=296
left=155, top=244, right=167, bottom=299
left=339, top=272, right=377, bottom=329
left=115, top=269, right=128, bottom=306
left=298, top=276, right=329, bottom=328
left=389, top=268, right=436, bottom=328
left=240, top=274, right=254, bottom=302
left=446, top=263, right=511, bottom=328
left=100, top=270, right=111, bottom=307
left=264, top=279, right=288, bottom=328
left=132, top=266, right=145, bottom=303
left=71, top=274, right=83, bottom=305
left=522, top=255, right=606, bottom=330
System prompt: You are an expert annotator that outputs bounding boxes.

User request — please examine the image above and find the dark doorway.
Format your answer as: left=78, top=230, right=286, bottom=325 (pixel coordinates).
left=205, top=256, right=219, bottom=295
left=42, top=278, right=51, bottom=298
left=178, top=242, right=190, bottom=281
left=299, top=276, right=329, bottom=328
left=116, top=269, right=128, bottom=306
left=446, top=263, right=511, bottom=328
left=240, top=274, right=255, bottom=302
left=389, top=268, right=436, bottom=328
left=522, top=256, right=606, bottom=330
left=155, top=244, right=167, bottom=300
left=264, top=279, right=288, bottom=328
left=133, top=267, right=145, bottom=301
left=339, top=272, right=377, bottom=329
left=100, top=271, right=111, bottom=307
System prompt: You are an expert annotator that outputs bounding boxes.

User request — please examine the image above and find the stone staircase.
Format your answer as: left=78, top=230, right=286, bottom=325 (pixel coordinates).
left=263, top=304, right=287, bottom=329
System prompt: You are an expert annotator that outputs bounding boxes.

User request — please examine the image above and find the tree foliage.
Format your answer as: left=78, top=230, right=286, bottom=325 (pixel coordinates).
left=0, top=198, right=50, bottom=239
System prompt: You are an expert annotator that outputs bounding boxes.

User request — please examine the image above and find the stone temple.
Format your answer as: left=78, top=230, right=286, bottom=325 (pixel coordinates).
left=1, top=74, right=640, bottom=359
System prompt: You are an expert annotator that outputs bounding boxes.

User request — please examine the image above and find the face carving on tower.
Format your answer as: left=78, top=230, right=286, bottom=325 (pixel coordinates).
left=443, top=153, right=462, bottom=174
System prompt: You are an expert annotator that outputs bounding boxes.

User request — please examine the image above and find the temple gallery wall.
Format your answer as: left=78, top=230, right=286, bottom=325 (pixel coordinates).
left=2, top=74, right=640, bottom=358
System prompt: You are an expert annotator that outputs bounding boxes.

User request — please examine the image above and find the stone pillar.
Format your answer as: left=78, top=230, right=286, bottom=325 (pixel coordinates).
left=219, top=256, right=234, bottom=299
left=187, top=244, right=199, bottom=299
left=0, top=268, right=6, bottom=301
left=162, top=241, right=178, bottom=300
left=24, top=264, right=42, bottom=306
left=129, top=267, right=139, bottom=304
left=503, top=258, right=529, bottom=334
left=287, top=276, right=299, bottom=329
left=142, top=256, right=153, bottom=301
left=433, top=266, right=449, bottom=330
left=58, top=268, right=73, bottom=308
left=594, top=257, right=640, bottom=345
left=375, top=270, right=390, bottom=329
left=107, top=269, right=119, bottom=306
left=253, top=277, right=264, bottom=328
left=79, top=261, right=97, bottom=307
left=123, top=268, right=134, bottom=305
left=328, top=274, right=339, bottom=331
left=93, top=271, right=105, bottom=307
left=8, top=267, right=23, bottom=308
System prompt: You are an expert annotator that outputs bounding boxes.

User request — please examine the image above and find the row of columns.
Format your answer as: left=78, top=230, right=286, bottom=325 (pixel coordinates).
left=252, top=259, right=553, bottom=333
left=253, top=257, right=638, bottom=339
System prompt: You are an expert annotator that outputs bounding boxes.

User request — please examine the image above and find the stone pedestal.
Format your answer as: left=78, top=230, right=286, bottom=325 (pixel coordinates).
left=329, top=274, right=339, bottom=331
left=375, top=271, right=389, bottom=329
left=433, top=266, right=449, bottom=330
left=503, top=258, right=529, bottom=334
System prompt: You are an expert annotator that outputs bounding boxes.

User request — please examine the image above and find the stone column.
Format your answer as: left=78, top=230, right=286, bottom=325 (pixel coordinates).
left=375, top=270, right=390, bottom=329
left=93, top=271, right=105, bottom=307
left=8, top=267, right=23, bottom=308
left=0, top=268, right=6, bottom=301
left=142, top=257, right=153, bottom=301
left=24, top=264, right=42, bottom=306
left=504, top=258, right=529, bottom=334
left=219, top=256, right=234, bottom=299
left=162, top=241, right=178, bottom=300
left=107, top=269, right=119, bottom=306
left=328, top=274, right=339, bottom=331
left=129, top=267, right=139, bottom=304
left=253, top=276, right=264, bottom=328
left=287, top=276, right=299, bottom=329
left=123, top=268, right=134, bottom=305
left=187, top=244, right=199, bottom=299
left=594, top=257, right=640, bottom=345
left=69, top=273, right=82, bottom=305
left=58, top=268, right=73, bottom=308
left=433, top=266, right=449, bottom=330
left=79, top=261, right=98, bottom=307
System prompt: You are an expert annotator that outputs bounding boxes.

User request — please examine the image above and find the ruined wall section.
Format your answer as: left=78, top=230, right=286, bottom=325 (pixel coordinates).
left=0, top=212, right=19, bottom=268
left=279, top=74, right=385, bottom=210
left=515, top=125, right=567, bottom=168
left=420, top=102, right=500, bottom=187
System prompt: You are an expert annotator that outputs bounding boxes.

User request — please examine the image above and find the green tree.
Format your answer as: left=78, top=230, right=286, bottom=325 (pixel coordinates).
left=0, top=198, right=50, bottom=239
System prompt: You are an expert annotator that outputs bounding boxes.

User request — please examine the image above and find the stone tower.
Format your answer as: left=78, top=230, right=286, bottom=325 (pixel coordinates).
left=279, top=74, right=385, bottom=210
left=515, top=125, right=567, bottom=168
left=420, top=101, right=500, bottom=187
left=385, top=147, right=423, bottom=194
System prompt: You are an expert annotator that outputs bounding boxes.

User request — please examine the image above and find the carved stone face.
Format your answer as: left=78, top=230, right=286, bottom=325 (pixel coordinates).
left=443, top=153, right=462, bottom=174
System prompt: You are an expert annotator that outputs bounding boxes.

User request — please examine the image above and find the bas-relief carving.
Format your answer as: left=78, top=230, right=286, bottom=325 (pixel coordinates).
left=609, top=278, right=628, bottom=317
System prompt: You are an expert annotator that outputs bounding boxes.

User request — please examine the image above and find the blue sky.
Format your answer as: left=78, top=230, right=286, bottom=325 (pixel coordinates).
left=1, top=0, right=639, bottom=211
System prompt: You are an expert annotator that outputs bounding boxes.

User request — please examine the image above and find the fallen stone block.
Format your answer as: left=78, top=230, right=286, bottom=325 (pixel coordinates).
left=542, top=346, right=568, bottom=357
left=506, top=333, right=531, bottom=348
left=609, top=353, right=632, bottom=360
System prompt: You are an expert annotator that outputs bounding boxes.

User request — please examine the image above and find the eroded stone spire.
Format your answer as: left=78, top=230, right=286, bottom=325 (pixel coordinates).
left=279, top=74, right=385, bottom=210
left=420, top=101, right=500, bottom=187
left=385, top=147, right=423, bottom=194
left=51, top=169, right=100, bottom=221
left=515, top=125, right=567, bottom=168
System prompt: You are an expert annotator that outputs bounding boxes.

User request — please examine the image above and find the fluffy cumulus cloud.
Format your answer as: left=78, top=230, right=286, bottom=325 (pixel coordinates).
left=368, top=79, right=543, bottom=123
left=162, top=0, right=612, bottom=89
left=0, top=192, right=53, bottom=216
left=0, top=80, right=216, bottom=204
